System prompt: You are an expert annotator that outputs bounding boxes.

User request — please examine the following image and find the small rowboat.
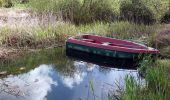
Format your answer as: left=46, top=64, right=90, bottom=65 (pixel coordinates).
left=66, top=35, right=159, bottom=59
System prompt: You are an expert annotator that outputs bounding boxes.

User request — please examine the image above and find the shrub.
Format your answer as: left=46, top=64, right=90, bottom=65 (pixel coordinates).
left=108, top=21, right=157, bottom=40
left=1, top=0, right=13, bottom=8
left=0, top=0, right=2, bottom=6
left=156, top=25, right=170, bottom=47
left=20, top=0, right=29, bottom=4
left=161, top=10, right=170, bottom=23
left=74, top=0, right=116, bottom=24
left=56, top=0, right=81, bottom=23
left=156, top=24, right=170, bottom=58
left=28, top=0, right=116, bottom=24
left=120, top=0, right=155, bottom=25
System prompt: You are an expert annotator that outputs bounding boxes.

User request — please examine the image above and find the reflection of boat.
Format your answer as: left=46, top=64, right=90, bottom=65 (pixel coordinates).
left=66, top=48, right=138, bottom=69
left=66, top=35, right=159, bottom=59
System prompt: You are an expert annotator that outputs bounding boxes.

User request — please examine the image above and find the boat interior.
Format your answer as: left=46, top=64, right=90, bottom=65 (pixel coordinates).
left=76, top=35, right=148, bottom=49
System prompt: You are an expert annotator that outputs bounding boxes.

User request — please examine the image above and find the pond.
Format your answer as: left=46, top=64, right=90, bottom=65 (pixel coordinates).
left=0, top=48, right=143, bottom=100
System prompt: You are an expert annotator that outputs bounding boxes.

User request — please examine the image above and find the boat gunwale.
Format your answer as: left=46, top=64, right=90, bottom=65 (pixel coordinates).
left=67, top=34, right=159, bottom=54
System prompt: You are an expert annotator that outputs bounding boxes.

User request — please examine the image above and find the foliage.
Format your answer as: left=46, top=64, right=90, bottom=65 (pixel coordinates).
left=0, top=23, right=77, bottom=48
left=161, top=10, right=170, bottom=23
left=156, top=24, right=170, bottom=58
left=120, top=0, right=155, bottom=25
left=28, top=0, right=116, bottom=24
left=143, top=0, right=170, bottom=21
left=121, top=59, right=170, bottom=100
left=0, top=0, right=13, bottom=8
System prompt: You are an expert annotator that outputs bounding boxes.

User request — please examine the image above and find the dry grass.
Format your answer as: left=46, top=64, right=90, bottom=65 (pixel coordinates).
left=156, top=24, right=170, bottom=58
left=0, top=9, right=77, bottom=49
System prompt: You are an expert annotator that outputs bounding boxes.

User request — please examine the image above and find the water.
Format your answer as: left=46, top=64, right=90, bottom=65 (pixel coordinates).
left=0, top=48, right=142, bottom=100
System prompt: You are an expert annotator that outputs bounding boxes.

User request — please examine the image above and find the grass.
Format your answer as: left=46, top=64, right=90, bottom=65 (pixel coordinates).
left=26, top=0, right=117, bottom=24
left=0, top=22, right=77, bottom=48
left=0, top=21, right=161, bottom=47
left=0, top=20, right=167, bottom=57
left=0, top=1, right=170, bottom=99
left=25, top=0, right=170, bottom=24
left=110, top=58, right=170, bottom=100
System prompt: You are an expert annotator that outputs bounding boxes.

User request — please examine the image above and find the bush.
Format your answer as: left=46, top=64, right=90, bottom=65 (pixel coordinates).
left=1, top=0, right=13, bottom=8
left=74, top=0, right=116, bottom=24
left=120, top=0, right=155, bottom=25
left=156, top=24, right=170, bottom=58
left=20, top=0, right=29, bottom=4
left=56, top=0, right=81, bottom=23
left=28, top=0, right=116, bottom=24
left=161, top=10, right=170, bottom=23
left=0, top=0, right=2, bottom=6
left=108, top=21, right=157, bottom=40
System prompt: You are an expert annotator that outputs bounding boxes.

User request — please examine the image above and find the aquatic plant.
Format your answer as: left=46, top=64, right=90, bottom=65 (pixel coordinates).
left=120, top=59, right=170, bottom=100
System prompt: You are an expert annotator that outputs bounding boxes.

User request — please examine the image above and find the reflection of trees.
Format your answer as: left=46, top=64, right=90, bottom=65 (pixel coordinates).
left=0, top=47, right=83, bottom=82
left=0, top=48, right=71, bottom=75
left=56, top=60, right=76, bottom=77
left=98, top=67, right=111, bottom=74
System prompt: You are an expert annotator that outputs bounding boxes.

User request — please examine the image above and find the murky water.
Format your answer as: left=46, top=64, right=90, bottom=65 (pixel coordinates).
left=0, top=48, right=142, bottom=100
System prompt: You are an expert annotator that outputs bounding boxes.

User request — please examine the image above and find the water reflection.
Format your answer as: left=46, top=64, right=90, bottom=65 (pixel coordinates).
left=0, top=61, right=140, bottom=100
left=66, top=49, right=138, bottom=69
left=61, top=64, right=87, bottom=89
left=0, top=65, right=57, bottom=100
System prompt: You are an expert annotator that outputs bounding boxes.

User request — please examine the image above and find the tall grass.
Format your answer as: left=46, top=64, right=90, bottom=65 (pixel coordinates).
left=0, top=22, right=77, bottom=48
left=0, top=21, right=162, bottom=49
left=28, top=0, right=116, bottom=24
left=120, top=58, right=170, bottom=100
left=26, top=0, right=170, bottom=24
left=82, top=21, right=161, bottom=48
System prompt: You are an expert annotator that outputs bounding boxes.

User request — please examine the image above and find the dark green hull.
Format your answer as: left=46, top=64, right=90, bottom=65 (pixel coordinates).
left=66, top=42, right=140, bottom=59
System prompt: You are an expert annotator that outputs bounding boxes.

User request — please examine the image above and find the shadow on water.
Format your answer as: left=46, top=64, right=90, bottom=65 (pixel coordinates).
left=0, top=48, right=142, bottom=100
left=66, top=49, right=138, bottom=70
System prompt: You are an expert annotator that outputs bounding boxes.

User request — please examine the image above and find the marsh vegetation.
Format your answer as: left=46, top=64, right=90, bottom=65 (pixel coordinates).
left=0, top=0, right=169, bottom=100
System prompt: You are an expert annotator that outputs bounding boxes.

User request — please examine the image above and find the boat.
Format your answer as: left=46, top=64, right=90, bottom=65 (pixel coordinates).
left=66, top=35, right=159, bottom=60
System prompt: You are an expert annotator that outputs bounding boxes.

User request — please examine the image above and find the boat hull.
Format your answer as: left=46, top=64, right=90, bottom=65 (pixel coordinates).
left=66, top=42, right=146, bottom=59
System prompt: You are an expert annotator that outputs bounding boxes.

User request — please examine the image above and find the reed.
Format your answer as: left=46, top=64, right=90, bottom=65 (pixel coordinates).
left=120, top=58, right=170, bottom=100
left=0, top=22, right=77, bottom=49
